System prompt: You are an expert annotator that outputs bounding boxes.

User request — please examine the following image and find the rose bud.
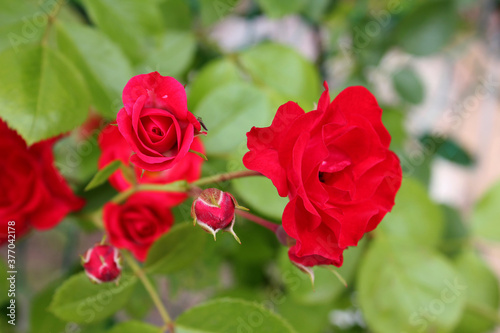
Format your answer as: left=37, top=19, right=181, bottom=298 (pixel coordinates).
left=191, top=188, right=247, bottom=243
left=82, top=244, right=122, bottom=284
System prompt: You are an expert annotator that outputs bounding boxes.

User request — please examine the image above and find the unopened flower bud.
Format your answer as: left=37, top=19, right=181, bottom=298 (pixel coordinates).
left=82, top=244, right=122, bottom=284
left=191, top=188, right=246, bottom=243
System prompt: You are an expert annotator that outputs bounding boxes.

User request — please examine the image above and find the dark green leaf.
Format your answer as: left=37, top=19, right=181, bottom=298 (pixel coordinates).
left=145, top=223, right=207, bottom=274
left=84, top=160, right=122, bottom=191
left=393, top=67, right=424, bottom=104
left=0, top=45, right=90, bottom=145
left=256, top=0, right=308, bottom=18
left=436, top=139, right=474, bottom=166
left=358, top=239, right=465, bottom=333
left=50, top=273, right=137, bottom=324
left=158, top=0, right=192, bottom=30
left=176, top=298, right=297, bottom=333
left=395, top=0, right=458, bottom=56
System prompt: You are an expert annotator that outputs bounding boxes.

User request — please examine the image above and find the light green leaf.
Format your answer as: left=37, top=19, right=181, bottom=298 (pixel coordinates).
left=454, top=251, right=500, bottom=333
left=199, top=0, right=239, bottom=27
left=0, top=0, right=48, bottom=53
left=50, top=273, right=137, bottom=324
left=137, top=31, right=196, bottom=78
left=278, top=239, right=365, bottom=305
left=358, top=239, right=465, bottom=333
left=56, top=22, right=133, bottom=118
left=393, top=67, right=424, bottom=104
left=85, top=160, right=122, bottom=191
left=233, top=176, right=288, bottom=221
left=107, top=321, right=161, bottom=333
left=376, top=178, right=444, bottom=247
left=395, top=0, right=458, bottom=56
left=256, top=0, right=308, bottom=18
left=176, top=298, right=297, bottom=333
left=195, top=82, right=271, bottom=155
left=238, top=43, right=320, bottom=110
left=0, top=45, right=90, bottom=145
left=81, top=0, right=163, bottom=64
left=145, top=223, right=207, bottom=274
left=472, top=181, right=500, bottom=242
left=188, top=58, right=242, bottom=110
left=381, top=107, right=406, bottom=151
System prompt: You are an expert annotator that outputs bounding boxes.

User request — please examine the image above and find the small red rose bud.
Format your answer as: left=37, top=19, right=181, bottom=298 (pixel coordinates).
left=191, top=188, right=246, bottom=243
left=82, top=244, right=122, bottom=284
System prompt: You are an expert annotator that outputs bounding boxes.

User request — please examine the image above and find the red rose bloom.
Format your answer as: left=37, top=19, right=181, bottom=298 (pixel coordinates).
left=243, top=83, right=402, bottom=267
left=103, top=192, right=174, bottom=261
left=0, top=120, right=84, bottom=245
left=98, top=124, right=204, bottom=206
left=117, top=72, right=205, bottom=171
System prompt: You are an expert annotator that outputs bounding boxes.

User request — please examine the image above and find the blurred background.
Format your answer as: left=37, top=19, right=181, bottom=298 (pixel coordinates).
left=1, top=0, right=500, bottom=332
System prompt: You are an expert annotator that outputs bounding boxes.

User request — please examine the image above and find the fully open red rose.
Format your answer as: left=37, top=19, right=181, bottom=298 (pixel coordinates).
left=117, top=72, right=205, bottom=171
left=0, top=120, right=84, bottom=245
left=98, top=124, right=204, bottom=206
left=243, top=83, right=402, bottom=267
left=103, top=192, right=174, bottom=261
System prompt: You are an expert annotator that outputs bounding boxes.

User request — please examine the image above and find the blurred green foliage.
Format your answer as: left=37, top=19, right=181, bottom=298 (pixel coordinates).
left=0, top=0, right=499, bottom=332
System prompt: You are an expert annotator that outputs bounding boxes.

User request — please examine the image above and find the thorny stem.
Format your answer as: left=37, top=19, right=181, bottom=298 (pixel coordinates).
left=236, top=209, right=280, bottom=232
left=123, top=252, right=175, bottom=332
left=111, top=170, right=263, bottom=204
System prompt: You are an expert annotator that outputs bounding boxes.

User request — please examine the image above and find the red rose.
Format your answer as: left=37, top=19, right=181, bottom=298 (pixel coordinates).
left=98, top=124, right=204, bottom=206
left=0, top=120, right=84, bottom=245
left=243, top=83, right=402, bottom=267
left=103, top=192, right=174, bottom=261
left=117, top=72, right=205, bottom=171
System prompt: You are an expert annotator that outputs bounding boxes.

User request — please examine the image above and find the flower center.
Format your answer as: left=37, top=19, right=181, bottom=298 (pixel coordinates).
left=151, top=126, right=163, bottom=136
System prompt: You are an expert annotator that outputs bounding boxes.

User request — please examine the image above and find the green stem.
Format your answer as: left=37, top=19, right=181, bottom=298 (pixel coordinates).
left=192, top=170, right=262, bottom=187
left=41, top=0, right=64, bottom=45
left=111, top=170, right=262, bottom=204
left=123, top=252, right=175, bottom=332
left=236, top=209, right=279, bottom=232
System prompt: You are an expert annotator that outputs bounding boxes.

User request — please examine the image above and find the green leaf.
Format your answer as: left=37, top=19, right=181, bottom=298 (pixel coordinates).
left=377, top=178, right=444, bottom=247
left=453, top=251, right=500, bottom=333
left=55, top=21, right=133, bottom=118
left=188, top=58, right=242, bottom=110
left=85, top=160, right=122, bottom=191
left=436, top=139, right=474, bottom=166
left=107, top=321, right=161, bottom=333
left=49, top=273, right=137, bottom=324
left=381, top=107, right=406, bottom=151
left=238, top=43, right=321, bottom=110
left=256, top=0, right=308, bottom=18
left=145, top=223, right=207, bottom=274
left=0, top=45, right=90, bottom=145
left=158, top=0, right=192, bottom=30
left=137, top=31, right=196, bottom=78
left=31, top=283, right=67, bottom=333
left=0, top=0, right=47, bottom=53
left=439, top=205, right=469, bottom=258
left=358, top=239, right=466, bottom=333
left=393, top=67, right=424, bottom=104
left=472, top=181, right=500, bottom=242
left=176, top=298, right=297, bottom=333
left=395, top=0, right=458, bottom=56
left=233, top=175, right=288, bottom=221
left=278, top=239, right=365, bottom=305
left=195, top=82, right=271, bottom=155
left=81, top=0, right=163, bottom=64
left=199, top=0, right=239, bottom=27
